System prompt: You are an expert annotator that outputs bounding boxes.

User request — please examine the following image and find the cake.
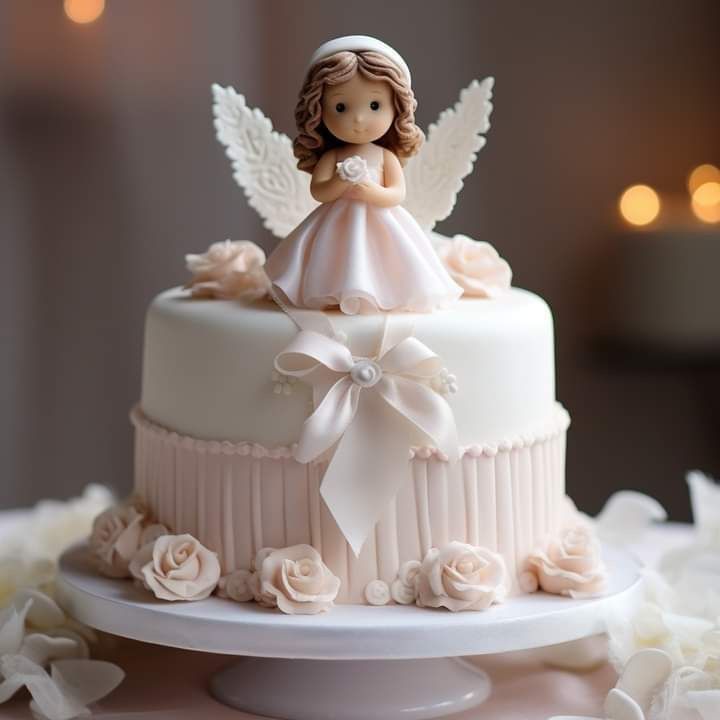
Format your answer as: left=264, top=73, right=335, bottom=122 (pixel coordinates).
left=89, top=35, right=606, bottom=613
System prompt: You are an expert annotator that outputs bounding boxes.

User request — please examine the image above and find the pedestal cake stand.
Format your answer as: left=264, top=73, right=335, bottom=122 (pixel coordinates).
left=56, top=543, right=643, bottom=720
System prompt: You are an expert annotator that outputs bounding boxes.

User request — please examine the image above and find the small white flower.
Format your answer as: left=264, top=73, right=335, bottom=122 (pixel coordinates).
left=364, top=580, right=390, bottom=606
left=430, top=367, right=458, bottom=396
left=217, top=570, right=255, bottom=603
left=336, top=155, right=369, bottom=184
left=272, top=370, right=297, bottom=396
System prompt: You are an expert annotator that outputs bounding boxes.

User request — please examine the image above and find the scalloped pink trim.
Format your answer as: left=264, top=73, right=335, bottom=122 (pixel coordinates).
left=130, top=404, right=570, bottom=461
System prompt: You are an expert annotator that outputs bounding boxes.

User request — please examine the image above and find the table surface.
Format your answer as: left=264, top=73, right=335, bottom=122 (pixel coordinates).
left=2, top=517, right=693, bottom=720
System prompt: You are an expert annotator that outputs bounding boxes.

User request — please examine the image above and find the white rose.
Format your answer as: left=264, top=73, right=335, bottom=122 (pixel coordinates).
left=416, top=542, right=509, bottom=612
left=88, top=504, right=146, bottom=579
left=525, top=524, right=607, bottom=598
left=391, top=560, right=422, bottom=605
left=217, top=570, right=254, bottom=603
left=336, top=155, right=369, bottom=184
left=185, top=240, right=270, bottom=300
left=438, top=235, right=512, bottom=298
left=128, top=534, right=220, bottom=602
left=255, top=545, right=341, bottom=615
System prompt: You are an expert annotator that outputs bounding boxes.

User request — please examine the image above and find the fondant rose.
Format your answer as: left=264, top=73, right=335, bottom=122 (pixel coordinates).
left=89, top=504, right=145, bottom=579
left=336, top=155, right=369, bottom=184
left=438, top=235, right=511, bottom=298
left=128, top=534, right=220, bottom=602
left=185, top=240, right=270, bottom=301
left=416, top=542, right=509, bottom=612
left=391, top=560, right=421, bottom=605
left=254, top=545, right=341, bottom=615
left=525, top=525, right=607, bottom=598
left=217, top=569, right=254, bottom=603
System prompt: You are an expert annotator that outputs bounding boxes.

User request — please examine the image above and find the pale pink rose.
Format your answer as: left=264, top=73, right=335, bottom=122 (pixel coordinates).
left=438, top=235, right=512, bottom=298
left=390, top=560, right=422, bottom=605
left=89, top=505, right=146, bottom=579
left=217, top=570, right=254, bottom=603
left=185, top=240, right=270, bottom=301
left=128, top=534, right=220, bottom=602
left=255, top=545, right=341, bottom=615
left=416, top=542, right=509, bottom=612
left=336, top=155, right=369, bottom=184
left=526, top=525, right=607, bottom=598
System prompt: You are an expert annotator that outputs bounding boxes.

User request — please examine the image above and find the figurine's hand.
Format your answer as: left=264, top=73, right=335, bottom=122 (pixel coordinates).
left=343, top=181, right=372, bottom=202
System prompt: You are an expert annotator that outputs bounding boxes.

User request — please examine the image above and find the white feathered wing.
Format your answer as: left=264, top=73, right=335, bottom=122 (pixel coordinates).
left=402, top=77, right=494, bottom=231
left=212, top=84, right=319, bottom=238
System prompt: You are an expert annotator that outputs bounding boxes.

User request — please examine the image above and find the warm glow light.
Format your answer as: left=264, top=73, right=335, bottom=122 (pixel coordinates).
left=691, top=181, right=720, bottom=224
left=688, top=164, right=720, bottom=195
left=619, top=184, right=661, bottom=226
left=64, top=0, right=105, bottom=24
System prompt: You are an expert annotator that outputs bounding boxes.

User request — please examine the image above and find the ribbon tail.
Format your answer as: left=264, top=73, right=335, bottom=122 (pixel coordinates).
left=320, top=392, right=418, bottom=556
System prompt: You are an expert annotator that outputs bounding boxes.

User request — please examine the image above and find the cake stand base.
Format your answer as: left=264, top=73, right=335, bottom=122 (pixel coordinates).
left=209, top=656, right=490, bottom=720
left=56, top=543, right=643, bottom=719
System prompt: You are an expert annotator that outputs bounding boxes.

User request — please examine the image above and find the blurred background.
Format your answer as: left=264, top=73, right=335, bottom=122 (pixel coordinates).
left=1, top=0, right=719, bottom=518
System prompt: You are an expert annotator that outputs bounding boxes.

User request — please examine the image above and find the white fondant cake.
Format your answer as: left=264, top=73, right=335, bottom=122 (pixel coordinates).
left=89, top=34, right=606, bottom=614
left=132, top=287, right=571, bottom=603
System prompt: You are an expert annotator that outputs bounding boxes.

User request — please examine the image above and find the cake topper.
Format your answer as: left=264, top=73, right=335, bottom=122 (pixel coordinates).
left=212, top=35, right=497, bottom=314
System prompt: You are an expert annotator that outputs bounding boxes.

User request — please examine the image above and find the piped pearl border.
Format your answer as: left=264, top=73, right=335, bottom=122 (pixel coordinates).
left=130, top=404, right=570, bottom=461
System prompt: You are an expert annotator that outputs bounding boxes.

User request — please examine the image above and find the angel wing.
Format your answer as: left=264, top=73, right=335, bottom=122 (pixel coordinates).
left=212, top=84, right=319, bottom=238
left=402, top=77, right=494, bottom=231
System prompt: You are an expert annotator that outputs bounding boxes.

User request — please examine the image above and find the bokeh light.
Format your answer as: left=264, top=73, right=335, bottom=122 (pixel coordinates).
left=64, top=0, right=105, bottom=25
left=688, top=164, right=720, bottom=195
left=619, top=185, right=661, bottom=226
left=691, top=181, right=720, bottom=224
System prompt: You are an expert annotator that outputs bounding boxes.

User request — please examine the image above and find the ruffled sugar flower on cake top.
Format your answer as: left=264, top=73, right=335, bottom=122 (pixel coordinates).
left=522, top=524, right=607, bottom=598
left=252, top=545, right=341, bottom=615
left=416, top=542, right=509, bottom=611
left=437, top=234, right=512, bottom=298
left=185, top=239, right=271, bottom=301
left=128, top=534, right=220, bottom=602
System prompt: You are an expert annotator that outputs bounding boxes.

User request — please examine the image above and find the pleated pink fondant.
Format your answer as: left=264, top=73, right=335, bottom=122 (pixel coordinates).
left=132, top=405, right=570, bottom=604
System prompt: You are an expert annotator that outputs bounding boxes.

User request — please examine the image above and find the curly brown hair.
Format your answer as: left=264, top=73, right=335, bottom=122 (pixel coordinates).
left=293, top=50, right=424, bottom=173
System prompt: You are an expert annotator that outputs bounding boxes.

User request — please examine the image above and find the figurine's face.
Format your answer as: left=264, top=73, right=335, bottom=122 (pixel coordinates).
left=322, top=73, right=395, bottom=145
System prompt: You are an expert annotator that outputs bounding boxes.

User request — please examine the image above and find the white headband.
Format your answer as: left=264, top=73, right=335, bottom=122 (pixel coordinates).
left=306, top=35, right=411, bottom=86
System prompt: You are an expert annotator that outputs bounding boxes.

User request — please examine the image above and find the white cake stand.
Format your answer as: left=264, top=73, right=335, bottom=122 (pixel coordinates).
left=56, top=544, right=643, bottom=720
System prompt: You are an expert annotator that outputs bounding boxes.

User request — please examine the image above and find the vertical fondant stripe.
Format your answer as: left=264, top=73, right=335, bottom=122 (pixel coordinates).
left=233, top=456, right=253, bottom=570
left=251, top=459, right=263, bottom=556
left=395, top=465, right=421, bottom=564
left=374, top=496, right=399, bottom=584
left=260, top=457, right=284, bottom=549
left=495, top=451, right=516, bottom=581
left=476, top=455, right=497, bottom=551
left=308, top=462, right=322, bottom=553
left=222, top=457, right=235, bottom=574
left=320, top=495, right=349, bottom=602
left=464, top=455, right=479, bottom=545
left=531, top=443, right=546, bottom=540
left=510, top=449, right=523, bottom=575
left=519, top=446, right=534, bottom=553
left=414, top=460, right=432, bottom=556
left=446, top=457, right=466, bottom=543
left=174, top=443, right=183, bottom=535
left=134, top=426, right=145, bottom=500
left=428, top=458, right=449, bottom=548
left=543, top=441, right=553, bottom=538
left=196, top=451, right=207, bottom=545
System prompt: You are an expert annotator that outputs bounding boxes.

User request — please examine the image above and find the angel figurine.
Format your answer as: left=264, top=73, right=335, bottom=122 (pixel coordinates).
left=212, top=35, right=498, bottom=313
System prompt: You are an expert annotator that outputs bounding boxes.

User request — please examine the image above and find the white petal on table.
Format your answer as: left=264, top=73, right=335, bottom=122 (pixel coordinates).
left=0, top=599, right=31, bottom=656
left=604, top=688, right=644, bottom=720
left=615, top=648, right=672, bottom=712
left=19, top=633, right=84, bottom=666
left=13, top=588, right=66, bottom=629
left=687, top=689, right=720, bottom=720
left=595, top=491, right=667, bottom=545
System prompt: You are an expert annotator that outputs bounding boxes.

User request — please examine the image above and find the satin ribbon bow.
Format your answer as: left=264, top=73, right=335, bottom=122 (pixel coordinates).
left=274, top=322, right=458, bottom=556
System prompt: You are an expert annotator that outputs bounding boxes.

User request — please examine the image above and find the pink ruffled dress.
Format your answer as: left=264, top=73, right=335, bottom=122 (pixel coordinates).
left=265, top=144, right=463, bottom=314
